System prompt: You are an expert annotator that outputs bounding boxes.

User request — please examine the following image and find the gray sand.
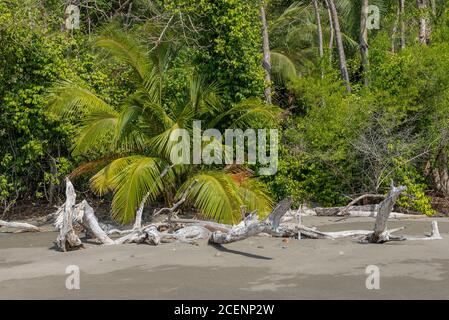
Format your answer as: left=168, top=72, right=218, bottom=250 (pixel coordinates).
left=1, top=216, right=449, bottom=299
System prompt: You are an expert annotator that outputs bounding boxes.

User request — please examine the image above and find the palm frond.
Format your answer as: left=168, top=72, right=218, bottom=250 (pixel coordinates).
left=180, top=171, right=243, bottom=224
left=91, top=156, right=138, bottom=196
left=91, top=156, right=169, bottom=224
left=238, top=178, right=273, bottom=219
left=48, top=81, right=115, bottom=117
left=180, top=171, right=273, bottom=224
left=208, top=98, right=281, bottom=129
left=95, top=26, right=152, bottom=84
left=73, top=111, right=119, bottom=155
left=271, top=51, right=298, bottom=84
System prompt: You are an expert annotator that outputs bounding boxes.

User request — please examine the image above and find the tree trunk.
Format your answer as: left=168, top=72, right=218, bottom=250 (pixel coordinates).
left=432, top=149, right=449, bottom=196
left=400, top=0, right=406, bottom=49
left=360, top=0, right=369, bottom=86
left=327, top=0, right=351, bottom=92
left=430, top=0, right=437, bottom=16
left=363, top=184, right=407, bottom=243
left=260, top=2, right=272, bottom=104
left=325, top=0, right=334, bottom=63
left=417, top=0, right=430, bottom=45
left=313, top=0, right=324, bottom=59
left=0, top=220, right=41, bottom=232
left=313, top=0, right=324, bottom=78
left=391, top=3, right=401, bottom=53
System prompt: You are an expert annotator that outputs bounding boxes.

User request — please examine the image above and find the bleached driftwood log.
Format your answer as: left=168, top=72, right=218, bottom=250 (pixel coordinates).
left=56, top=178, right=84, bottom=251
left=196, top=197, right=293, bottom=244
left=297, top=224, right=405, bottom=240
left=341, top=211, right=424, bottom=219
left=55, top=200, right=115, bottom=245
left=54, top=178, right=443, bottom=251
left=362, top=184, right=407, bottom=243
left=164, top=198, right=295, bottom=243
left=54, top=179, right=293, bottom=248
left=336, top=194, right=384, bottom=216
left=0, top=220, right=41, bottom=232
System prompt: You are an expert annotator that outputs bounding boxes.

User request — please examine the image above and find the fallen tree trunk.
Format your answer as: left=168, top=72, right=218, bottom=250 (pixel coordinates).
left=0, top=220, right=41, bottom=232
left=337, top=194, right=384, bottom=216
left=297, top=224, right=405, bottom=240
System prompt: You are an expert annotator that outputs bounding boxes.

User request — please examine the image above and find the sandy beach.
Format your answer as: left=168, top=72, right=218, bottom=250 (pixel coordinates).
left=1, top=216, right=449, bottom=299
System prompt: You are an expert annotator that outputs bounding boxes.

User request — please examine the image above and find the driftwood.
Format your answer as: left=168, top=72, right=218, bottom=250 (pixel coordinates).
left=3, top=177, right=444, bottom=251
left=132, top=164, right=175, bottom=229
left=54, top=179, right=293, bottom=250
left=337, top=194, right=384, bottom=216
left=55, top=178, right=84, bottom=251
left=55, top=199, right=115, bottom=245
left=0, top=220, right=41, bottom=232
left=405, top=221, right=442, bottom=241
left=361, top=184, right=407, bottom=243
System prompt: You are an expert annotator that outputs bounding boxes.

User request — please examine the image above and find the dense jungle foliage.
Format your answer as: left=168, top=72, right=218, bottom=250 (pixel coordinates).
left=1, top=0, right=449, bottom=223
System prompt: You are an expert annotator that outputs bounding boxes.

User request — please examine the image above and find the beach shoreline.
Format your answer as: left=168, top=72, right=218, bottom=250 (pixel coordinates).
left=1, top=216, right=449, bottom=299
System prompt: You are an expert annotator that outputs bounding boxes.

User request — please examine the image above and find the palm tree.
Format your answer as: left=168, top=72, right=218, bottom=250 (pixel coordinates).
left=49, top=27, right=277, bottom=225
left=417, top=0, right=430, bottom=45
left=260, top=0, right=272, bottom=104
left=267, top=1, right=358, bottom=89
left=359, top=0, right=369, bottom=86
left=327, top=0, right=351, bottom=92
left=400, top=0, right=406, bottom=49
left=312, top=0, right=324, bottom=60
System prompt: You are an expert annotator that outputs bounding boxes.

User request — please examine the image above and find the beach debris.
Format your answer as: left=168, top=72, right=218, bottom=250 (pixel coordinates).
left=0, top=220, right=41, bottom=232
left=49, top=178, right=443, bottom=252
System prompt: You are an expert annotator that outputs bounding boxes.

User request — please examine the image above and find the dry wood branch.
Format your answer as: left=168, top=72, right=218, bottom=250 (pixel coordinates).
left=55, top=178, right=83, bottom=251
left=209, top=197, right=293, bottom=244
left=362, top=183, right=407, bottom=243
left=153, top=179, right=198, bottom=223
left=133, top=163, right=176, bottom=230
left=296, top=225, right=405, bottom=240
left=337, top=194, right=384, bottom=216
left=0, top=220, right=41, bottom=232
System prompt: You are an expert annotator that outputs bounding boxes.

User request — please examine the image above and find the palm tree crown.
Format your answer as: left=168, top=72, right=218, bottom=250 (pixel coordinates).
left=49, top=27, right=278, bottom=224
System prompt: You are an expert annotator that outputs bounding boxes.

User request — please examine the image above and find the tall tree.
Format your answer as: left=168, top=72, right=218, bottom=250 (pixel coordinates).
left=260, top=1, right=272, bottom=104
left=324, top=0, right=335, bottom=63
left=400, top=0, right=406, bottom=49
left=359, top=0, right=369, bottom=86
left=312, top=0, right=324, bottom=59
left=417, top=0, right=430, bottom=45
left=327, top=0, right=351, bottom=92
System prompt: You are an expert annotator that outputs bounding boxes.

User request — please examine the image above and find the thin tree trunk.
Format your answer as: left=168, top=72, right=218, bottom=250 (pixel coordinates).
left=400, top=0, right=406, bottom=50
left=327, top=0, right=351, bottom=92
left=313, top=0, right=324, bottom=78
left=360, top=0, right=369, bottom=86
left=430, top=0, right=437, bottom=16
left=260, top=2, right=272, bottom=104
left=432, top=148, right=449, bottom=196
left=391, top=5, right=400, bottom=53
left=324, top=0, right=334, bottom=63
left=313, top=0, right=324, bottom=59
left=417, top=0, right=429, bottom=45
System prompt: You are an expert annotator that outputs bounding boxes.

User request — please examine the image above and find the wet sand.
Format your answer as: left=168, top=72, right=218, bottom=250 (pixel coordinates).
left=1, top=216, right=449, bottom=299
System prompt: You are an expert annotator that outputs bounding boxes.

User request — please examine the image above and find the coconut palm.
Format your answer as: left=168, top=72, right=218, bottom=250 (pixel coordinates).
left=268, top=0, right=359, bottom=86
left=49, top=27, right=278, bottom=225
